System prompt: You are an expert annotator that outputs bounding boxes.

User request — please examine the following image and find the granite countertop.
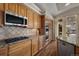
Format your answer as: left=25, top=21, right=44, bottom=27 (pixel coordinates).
left=0, top=40, right=8, bottom=48
left=0, top=34, right=38, bottom=48
left=57, top=37, right=78, bottom=47
left=0, top=36, right=30, bottom=48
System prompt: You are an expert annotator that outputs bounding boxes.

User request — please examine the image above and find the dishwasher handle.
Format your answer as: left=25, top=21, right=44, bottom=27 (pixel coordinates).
left=62, top=42, right=66, bottom=46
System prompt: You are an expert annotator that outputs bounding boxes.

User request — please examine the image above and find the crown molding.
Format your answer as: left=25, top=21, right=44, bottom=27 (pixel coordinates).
left=24, top=3, right=42, bottom=15
left=24, top=3, right=54, bottom=20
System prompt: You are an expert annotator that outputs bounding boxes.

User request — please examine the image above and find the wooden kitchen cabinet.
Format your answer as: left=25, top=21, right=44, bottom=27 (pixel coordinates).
left=4, top=3, right=8, bottom=11
left=18, top=4, right=26, bottom=17
left=34, top=13, right=37, bottom=28
left=75, top=47, right=79, bottom=56
left=5, top=3, right=17, bottom=14
left=34, top=13, right=40, bottom=28
left=0, top=45, right=8, bottom=56
left=27, top=7, right=34, bottom=28
left=39, top=15, right=45, bottom=35
left=0, top=4, right=4, bottom=27
left=0, top=11, right=4, bottom=27
left=0, top=3, right=4, bottom=11
left=5, top=3, right=27, bottom=17
left=8, top=39, right=31, bottom=56
left=32, top=36, right=39, bottom=55
left=8, top=3, right=17, bottom=13
left=37, top=15, right=41, bottom=28
left=39, top=28, right=45, bottom=35
left=25, top=39, right=31, bottom=56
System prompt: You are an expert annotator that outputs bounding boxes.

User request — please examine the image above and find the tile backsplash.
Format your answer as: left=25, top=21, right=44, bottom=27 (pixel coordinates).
left=0, top=26, right=37, bottom=40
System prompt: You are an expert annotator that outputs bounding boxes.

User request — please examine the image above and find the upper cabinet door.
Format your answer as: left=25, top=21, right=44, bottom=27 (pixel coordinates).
left=9, top=3, right=17, bottom=13
left=0, top=4, right=4, bottom=27
left=18, top=4, right=26, bottom=17
left=5, top=3, right=17, bottom=14
left=0, top=12, right=4, bottom=27
left=5, top=3, right=8, bottom=11
left=34, top=13, right=38, bottom=28
left=34, top=13, right=41, bottom=28
left=5, top=3, right=27, bottom=17
left=0, top=4, right=4, bottom=12
left=38, top=15, right=41, bottom=28
left=27, top=8, right=34, bottom=28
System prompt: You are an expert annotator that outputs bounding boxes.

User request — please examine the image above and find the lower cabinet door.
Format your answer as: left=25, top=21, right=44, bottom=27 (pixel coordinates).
left=8, top=39, right=31, bottom=56
left=9, top=47, right=26, bottom=56
left=0, top=45, right=8, bottom=56
left=25, top=39, right=31, bottom=56
left=32, top=36, right=39, bottom=55
left=76, top=47, right=79, bottom=56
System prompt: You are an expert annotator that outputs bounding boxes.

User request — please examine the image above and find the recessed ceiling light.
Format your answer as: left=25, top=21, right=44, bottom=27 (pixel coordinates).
left=65, top=3, right=71, bottom=6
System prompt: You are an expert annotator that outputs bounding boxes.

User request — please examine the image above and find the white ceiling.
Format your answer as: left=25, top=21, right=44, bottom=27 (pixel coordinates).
left=25, top=3, right=79, bottom=19
left=34, top=3, right=79, bottom=16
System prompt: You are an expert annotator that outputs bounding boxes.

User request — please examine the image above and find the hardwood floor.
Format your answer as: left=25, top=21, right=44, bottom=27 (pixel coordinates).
left=36, top=40, right=58, bottom=56
left=50, top=40, right=58, bottom=56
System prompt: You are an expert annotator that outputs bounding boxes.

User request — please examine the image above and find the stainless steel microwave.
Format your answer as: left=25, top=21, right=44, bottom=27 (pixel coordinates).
left=4, top=12, right=28, bottom=27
